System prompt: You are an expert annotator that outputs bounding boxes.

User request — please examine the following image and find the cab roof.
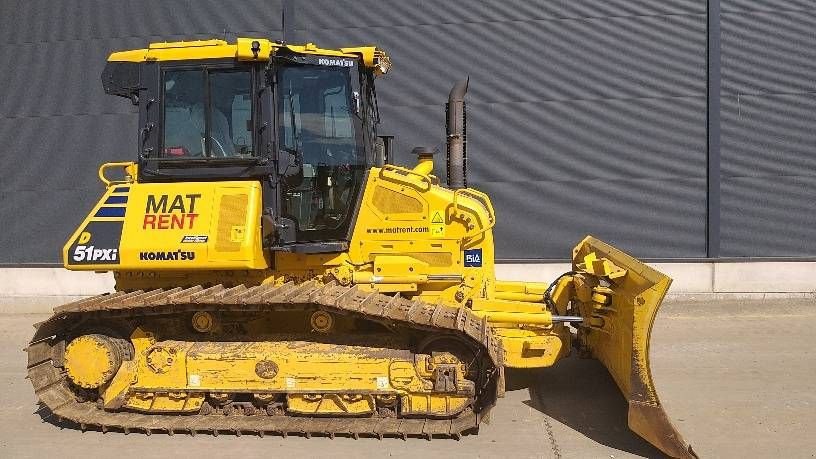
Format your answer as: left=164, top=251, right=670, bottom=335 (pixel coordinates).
left=108, top=38, right=391, bottom=75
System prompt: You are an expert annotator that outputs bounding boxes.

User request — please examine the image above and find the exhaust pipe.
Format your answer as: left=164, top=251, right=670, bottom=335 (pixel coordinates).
left=446, top=78, right=468, bottom=189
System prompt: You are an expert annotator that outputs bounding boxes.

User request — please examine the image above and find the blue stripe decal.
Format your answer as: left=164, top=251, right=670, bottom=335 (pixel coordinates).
left=95, top=207, right=127, bottom=218
left=113, top=186, right=130, bottom=193
left=105, top=195, right=128, bottom=205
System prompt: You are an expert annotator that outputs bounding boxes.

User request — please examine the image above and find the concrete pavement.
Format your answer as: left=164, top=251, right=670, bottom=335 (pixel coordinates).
left=1, top=299, right=815, bottom=458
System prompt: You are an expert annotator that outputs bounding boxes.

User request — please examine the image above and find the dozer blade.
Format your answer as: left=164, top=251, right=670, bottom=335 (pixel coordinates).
left=572, top=236, right=696, bottom=459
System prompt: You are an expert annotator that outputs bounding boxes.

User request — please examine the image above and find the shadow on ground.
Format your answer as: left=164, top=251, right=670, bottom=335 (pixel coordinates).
left=33, top=403, right=80, bottom=431
left=511, top=355, right=667, bottom=458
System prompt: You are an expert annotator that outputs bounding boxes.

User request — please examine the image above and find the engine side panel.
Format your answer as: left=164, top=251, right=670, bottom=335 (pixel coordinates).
left=63, top=180, right=267, bottom=271
left=346, top=166, right=496, bottom=302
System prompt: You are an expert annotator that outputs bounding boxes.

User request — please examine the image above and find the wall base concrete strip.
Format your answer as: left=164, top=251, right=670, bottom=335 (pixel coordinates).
left=0, top=296, right=89, bottom=314
left=0, top=264, right=814, bottom=314
left=1, top=268, right=114, bottom=296
left=713, top=262, right=816, bottom=293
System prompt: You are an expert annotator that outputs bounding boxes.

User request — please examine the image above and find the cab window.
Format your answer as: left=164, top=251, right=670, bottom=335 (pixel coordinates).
left=162, top=68, right=253, bottom=158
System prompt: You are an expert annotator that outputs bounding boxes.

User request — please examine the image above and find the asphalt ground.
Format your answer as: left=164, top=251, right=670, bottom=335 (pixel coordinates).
left=1, top=299, right=814, bottom=458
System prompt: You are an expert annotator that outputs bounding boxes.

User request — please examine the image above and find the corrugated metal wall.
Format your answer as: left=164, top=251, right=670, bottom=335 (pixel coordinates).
left=0, top=0, right=811, bottom=263
left=720, top=1, right=816, bottom=256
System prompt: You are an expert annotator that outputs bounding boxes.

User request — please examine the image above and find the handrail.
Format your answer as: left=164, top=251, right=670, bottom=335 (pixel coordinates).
left=378, top=164, right=432, bottom=192
left=98, top=162, right=137, bottom=186
left=452, top=188, right=496, bottom=237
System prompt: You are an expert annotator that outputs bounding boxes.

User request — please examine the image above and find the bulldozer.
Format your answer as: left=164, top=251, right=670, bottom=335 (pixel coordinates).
left=25, top=38, right=694, bottom=458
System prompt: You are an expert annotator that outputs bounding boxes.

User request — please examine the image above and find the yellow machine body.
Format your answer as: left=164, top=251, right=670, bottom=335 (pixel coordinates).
left=32, top=37, right=694, bottom=458
left=107, top=38, right=391, bottom=74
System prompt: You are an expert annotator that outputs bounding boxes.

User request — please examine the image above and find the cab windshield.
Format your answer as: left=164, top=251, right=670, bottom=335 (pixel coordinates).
left=277, top=65, right=365, bottom=240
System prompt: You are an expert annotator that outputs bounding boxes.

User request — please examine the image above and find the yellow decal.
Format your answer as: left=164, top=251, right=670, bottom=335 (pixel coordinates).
left=142, top=193, right=202, bottom=230
left=78, top=231, right=92, bottom=244
left=230, top=226, right=246, bottom=242
left=430, top=210, right=445, bottom=237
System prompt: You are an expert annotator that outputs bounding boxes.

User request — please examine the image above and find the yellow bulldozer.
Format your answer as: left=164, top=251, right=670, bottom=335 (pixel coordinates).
left=26, top=38, right=694, bottom=458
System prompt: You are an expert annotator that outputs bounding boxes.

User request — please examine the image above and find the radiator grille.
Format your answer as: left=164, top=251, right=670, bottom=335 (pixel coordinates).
left=215, top=194, right=248, bottom=253
left=372, top=186, right=422, bottom=214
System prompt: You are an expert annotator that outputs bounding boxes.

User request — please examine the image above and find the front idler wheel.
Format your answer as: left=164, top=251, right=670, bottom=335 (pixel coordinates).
left=64, top=334, right=124, bottom=389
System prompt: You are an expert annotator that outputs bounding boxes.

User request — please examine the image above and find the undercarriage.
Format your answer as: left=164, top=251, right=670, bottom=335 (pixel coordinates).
left=27, top=282, right=503, bottom=438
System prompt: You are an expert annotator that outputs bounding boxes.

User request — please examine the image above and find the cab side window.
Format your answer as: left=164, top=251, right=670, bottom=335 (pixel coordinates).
left=163, top=70, right=206, bottom=157
left=209, top=70, right=253, bottom=156
left=162, top=68, right=253, bottom=158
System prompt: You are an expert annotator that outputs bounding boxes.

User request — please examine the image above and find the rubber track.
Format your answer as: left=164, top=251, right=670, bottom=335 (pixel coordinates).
left=26, top=281, right=505, bottom=439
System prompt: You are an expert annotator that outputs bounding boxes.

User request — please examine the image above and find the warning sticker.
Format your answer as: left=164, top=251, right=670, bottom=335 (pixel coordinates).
left=430, top=210, right=445, bottom=237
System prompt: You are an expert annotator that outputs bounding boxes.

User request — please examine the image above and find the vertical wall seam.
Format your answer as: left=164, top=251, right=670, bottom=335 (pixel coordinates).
left=706, top=0, right=722, bottom=258
left=282, top=0, right=297, bottom=43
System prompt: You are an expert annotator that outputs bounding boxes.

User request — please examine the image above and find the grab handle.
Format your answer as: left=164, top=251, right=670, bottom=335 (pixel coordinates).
left=98, top=162, right=138, bottom=186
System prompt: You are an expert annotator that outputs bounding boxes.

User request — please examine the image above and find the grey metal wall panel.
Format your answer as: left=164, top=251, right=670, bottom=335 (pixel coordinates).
left=296, top=0, right=705, bottom=29
left=722, top=1, right=816, bottom=13
left=467, top=96, right=707, bottom=185
left=0, top=189, right=95, bottom=263
left=483, top=177, right=707, bottom=259
left=1, top=0, right=283, bottom=44
left=721, top=176, right=816, bottom=256
left=472, top=95, right=708, bottom=259
left=0, top=113, right=136, bottom=194
left=721, top=9, right=816, bottom=95
left=301, top=1, right=709, bottom=259
left=720, top=7, right=816, bottom=256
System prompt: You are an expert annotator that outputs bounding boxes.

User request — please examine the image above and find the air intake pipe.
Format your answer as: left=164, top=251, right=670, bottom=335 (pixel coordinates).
left=446, top=78, right=468, bottom=189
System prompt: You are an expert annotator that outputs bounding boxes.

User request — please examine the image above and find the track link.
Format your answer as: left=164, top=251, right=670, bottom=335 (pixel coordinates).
left=27, top=281, right=504, bottom=438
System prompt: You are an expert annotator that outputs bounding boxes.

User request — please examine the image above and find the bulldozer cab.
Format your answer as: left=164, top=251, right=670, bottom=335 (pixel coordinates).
left=105, top=40, right=384, bottom=251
